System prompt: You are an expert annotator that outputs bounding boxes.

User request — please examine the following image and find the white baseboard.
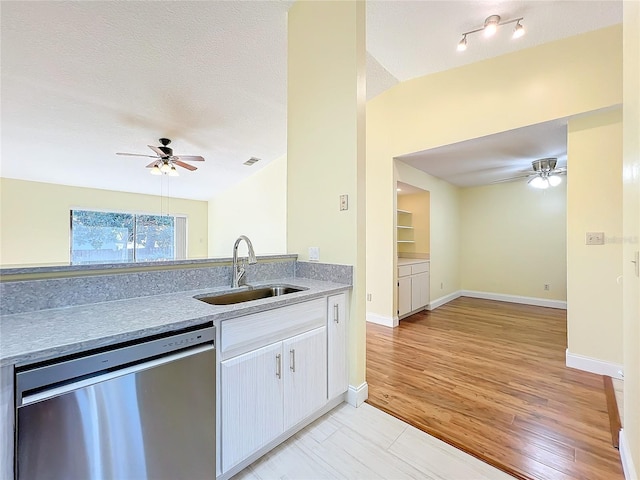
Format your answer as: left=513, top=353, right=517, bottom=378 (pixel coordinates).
left=347, top=382, right=368, bottom=407
left=620, top=429, right=638, bottom=480
left=428, top=290, right=462, bottom=310
left=366, top=312, right=398, bottom=328
left=462, top=290, right=567, bottom=310
left=566, top=349, right=624, bottom=379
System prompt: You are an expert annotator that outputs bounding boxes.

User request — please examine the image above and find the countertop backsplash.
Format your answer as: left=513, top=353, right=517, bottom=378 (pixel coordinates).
left=0, top=257, right=352, bottom=316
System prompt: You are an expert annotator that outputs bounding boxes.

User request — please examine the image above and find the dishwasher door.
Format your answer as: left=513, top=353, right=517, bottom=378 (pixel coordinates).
left=16, top=330, right=215, bottom=480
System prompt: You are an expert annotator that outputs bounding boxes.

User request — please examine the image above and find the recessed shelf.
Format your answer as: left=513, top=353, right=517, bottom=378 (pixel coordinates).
left=397, top=226, right=414, bottom=229
left=397, top=240, right=415, bottom=243
left=396, top=209, right=412, bottom=215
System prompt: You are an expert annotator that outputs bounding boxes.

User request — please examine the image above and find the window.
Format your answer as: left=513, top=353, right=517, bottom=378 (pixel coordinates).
left=70, top=210, right=186, bottom=265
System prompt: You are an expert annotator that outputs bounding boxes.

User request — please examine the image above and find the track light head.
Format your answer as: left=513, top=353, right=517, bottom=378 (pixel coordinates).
left=513, top=20, right=525, bottom=39
left=457, top=35, right=468, bottom=52
left=483, top=15, right=500, bottom=37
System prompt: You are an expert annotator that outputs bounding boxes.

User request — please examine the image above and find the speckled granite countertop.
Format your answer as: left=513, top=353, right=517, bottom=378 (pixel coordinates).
left=0, top=277, right=350, bottom=367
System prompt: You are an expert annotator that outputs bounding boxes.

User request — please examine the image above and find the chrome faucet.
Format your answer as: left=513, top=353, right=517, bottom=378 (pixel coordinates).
left=232, top=235, right=257, bottom=288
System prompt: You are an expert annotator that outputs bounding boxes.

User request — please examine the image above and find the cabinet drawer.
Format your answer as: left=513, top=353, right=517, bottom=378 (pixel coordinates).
left=220, top=299, right=326, bottom=360
left=411, top=262, right=429, bottom=275
left=398, top=265, right=412, bottom=277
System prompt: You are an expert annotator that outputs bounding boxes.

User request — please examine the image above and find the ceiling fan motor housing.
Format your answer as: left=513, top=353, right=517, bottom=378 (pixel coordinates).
left=532, top=158, right=557, bottom=172
left=158, top=138, right=173, bottom=157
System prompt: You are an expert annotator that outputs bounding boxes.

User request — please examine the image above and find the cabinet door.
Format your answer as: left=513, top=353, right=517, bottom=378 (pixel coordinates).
left=327, top=293, right=348, bottom=399
left=220, top=342, right=283, bottom=472
left=398, top=276, right=412, bottom=317
left=411, top=272, right=429, bottom=311
left=283, top=326, right=327, bottom=430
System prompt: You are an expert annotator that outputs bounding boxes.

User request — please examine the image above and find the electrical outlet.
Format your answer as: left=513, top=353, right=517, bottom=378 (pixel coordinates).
left=340, top=194, right=348, bottom=211
left=440, top=282, right=444, bottom=289
left=544, top=284, right=550, bottom=291
left=308, top=247, right=320, bottom=261
left=367, top=293, right=372, bottom=301
left=585, top=232, right=605, bottom=245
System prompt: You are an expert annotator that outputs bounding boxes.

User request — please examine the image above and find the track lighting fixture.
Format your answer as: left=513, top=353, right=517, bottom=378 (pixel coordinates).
left=457, top=14, right=525, bottom=51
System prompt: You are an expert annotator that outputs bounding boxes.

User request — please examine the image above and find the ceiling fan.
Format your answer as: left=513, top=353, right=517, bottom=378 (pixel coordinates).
left=495, top=158, right=567, bottom=189
left=117, top=138, right=204, bottom=176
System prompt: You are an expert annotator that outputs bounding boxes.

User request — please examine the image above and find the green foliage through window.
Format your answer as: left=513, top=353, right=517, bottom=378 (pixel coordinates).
left=71, top=210, right=176, bottom=264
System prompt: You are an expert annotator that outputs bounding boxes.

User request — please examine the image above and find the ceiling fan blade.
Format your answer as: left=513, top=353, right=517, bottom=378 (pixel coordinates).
left=174, top=155, right=205, bottom=162
left=116, top=152, right=158, bottom=158
left=173, top=160, right=197, bottom=171
left=490, top=174, right=534, bottom=184
left=145, top=161, right=160, bottom=168
left=148, top=145, right=165, bottom=156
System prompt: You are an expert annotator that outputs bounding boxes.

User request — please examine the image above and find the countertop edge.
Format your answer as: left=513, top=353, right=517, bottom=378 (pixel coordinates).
left=1, top=279, right=351, bottom=368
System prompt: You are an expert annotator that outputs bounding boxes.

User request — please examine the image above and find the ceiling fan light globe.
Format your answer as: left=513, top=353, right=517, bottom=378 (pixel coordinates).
left=160, top=162, right=171, bottom=173
left=150, top=165, right=162, bottom=176
left=548, top=175, right=562, bottom=187
left=530, top=176, right=549, bottom=189
left=169, top=166, right=179, bottom=177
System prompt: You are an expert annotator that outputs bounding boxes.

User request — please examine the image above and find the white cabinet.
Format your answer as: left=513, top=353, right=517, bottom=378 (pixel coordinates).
left=398, top=276, right=412, bottom=317
left=221, top=326, right=326, bottom=471
left=283, top=327, right=327, bottom=429
left=220, top=342, right=283, bottom=470
left=219, top=296, right=350, bottom=475
left=397, top=260, right=430, bottom=319
left=327, top=293, right=348, bottom=399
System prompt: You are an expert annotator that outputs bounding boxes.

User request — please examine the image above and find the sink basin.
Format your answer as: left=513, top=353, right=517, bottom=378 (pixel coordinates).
left=196, top=285, right=306, bottom=305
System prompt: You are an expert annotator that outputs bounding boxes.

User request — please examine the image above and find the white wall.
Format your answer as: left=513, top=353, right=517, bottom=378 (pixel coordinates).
left=0, top=178, right=209, bottom=266
left=460, top=180, right=567, bottom=302
left=207, top=156, right=287, bottom=257
left=287, top=1, right=367, bottom=393
left=395, top=161, right=461, bottom=309
left=366, top=26, right=622, bottom=324
left=567, top=108, right=623, bottom=365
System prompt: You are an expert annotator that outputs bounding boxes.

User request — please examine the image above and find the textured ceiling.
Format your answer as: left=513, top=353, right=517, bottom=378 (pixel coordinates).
left=0, top=1, right=622, bottom=199
left=398, top=119, right=568, bottom=187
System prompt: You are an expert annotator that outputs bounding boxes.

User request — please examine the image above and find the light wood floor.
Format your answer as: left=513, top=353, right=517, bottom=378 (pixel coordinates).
left=366, top=297, right=624, bottom=480
left=233, top=402, right=515, bottom=479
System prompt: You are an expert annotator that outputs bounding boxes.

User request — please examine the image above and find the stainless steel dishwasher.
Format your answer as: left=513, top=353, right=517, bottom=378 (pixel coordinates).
left=15, top=323, right=216, bottom=480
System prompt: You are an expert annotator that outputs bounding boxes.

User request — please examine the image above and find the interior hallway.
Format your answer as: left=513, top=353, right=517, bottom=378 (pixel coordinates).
left=366, top=297, right=623, bottom=480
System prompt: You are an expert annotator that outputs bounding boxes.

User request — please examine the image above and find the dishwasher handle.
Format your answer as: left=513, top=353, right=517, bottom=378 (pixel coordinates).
left=20, top=344, right=214, bottom=407
left=16, top=324, right=215, bottom=405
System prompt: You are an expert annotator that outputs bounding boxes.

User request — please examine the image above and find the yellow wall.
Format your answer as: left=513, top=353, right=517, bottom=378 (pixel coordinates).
left=0, top=178, right=209, bottom=266
left=397, top=191, right=430, bottom=256
left=567, top=109, right=623, bottom=365
left=395, top=161, right=460, bottom=308
left=287, top=1, right=367, bottom=391
left=208, top=156, right=287, bottom=257
left=460, top=180, right=567, bottom=301
left=367, top=25, right=622, bottom=323
left=622, top=0, right=640, bottom=474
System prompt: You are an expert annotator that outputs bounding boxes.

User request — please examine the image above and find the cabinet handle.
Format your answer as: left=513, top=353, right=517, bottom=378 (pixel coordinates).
left=333, top=304, right=339, bottom=323
left=276, top=354, right=281, bottom=379
left=290, top=349, right=296, bottom=372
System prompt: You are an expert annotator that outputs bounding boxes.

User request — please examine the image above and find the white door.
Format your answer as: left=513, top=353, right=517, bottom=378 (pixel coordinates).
left=220, top=342, right=284, bottom=472
left=283, top=326, right=327, bottom=429
left=411, top=272, right=429, bottom=311
left=398, top=276, right=412, bottom=317
left=327, top=293, right=348, bottom=399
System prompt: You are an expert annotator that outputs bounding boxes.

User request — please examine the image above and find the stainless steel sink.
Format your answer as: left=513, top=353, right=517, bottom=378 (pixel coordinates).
left=196, top=285, right=306, bottom=305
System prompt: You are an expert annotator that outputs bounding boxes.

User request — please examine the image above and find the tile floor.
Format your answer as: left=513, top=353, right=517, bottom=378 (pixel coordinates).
left=233, top=402, right=515, bottom=480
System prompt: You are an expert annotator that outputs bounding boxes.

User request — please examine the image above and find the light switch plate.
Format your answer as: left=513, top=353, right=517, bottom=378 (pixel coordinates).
left=340, top=194, right=348, bottom=211
left=586, top=232, right=605, bottom=245
left=309, top=247, right=320, bottom=261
